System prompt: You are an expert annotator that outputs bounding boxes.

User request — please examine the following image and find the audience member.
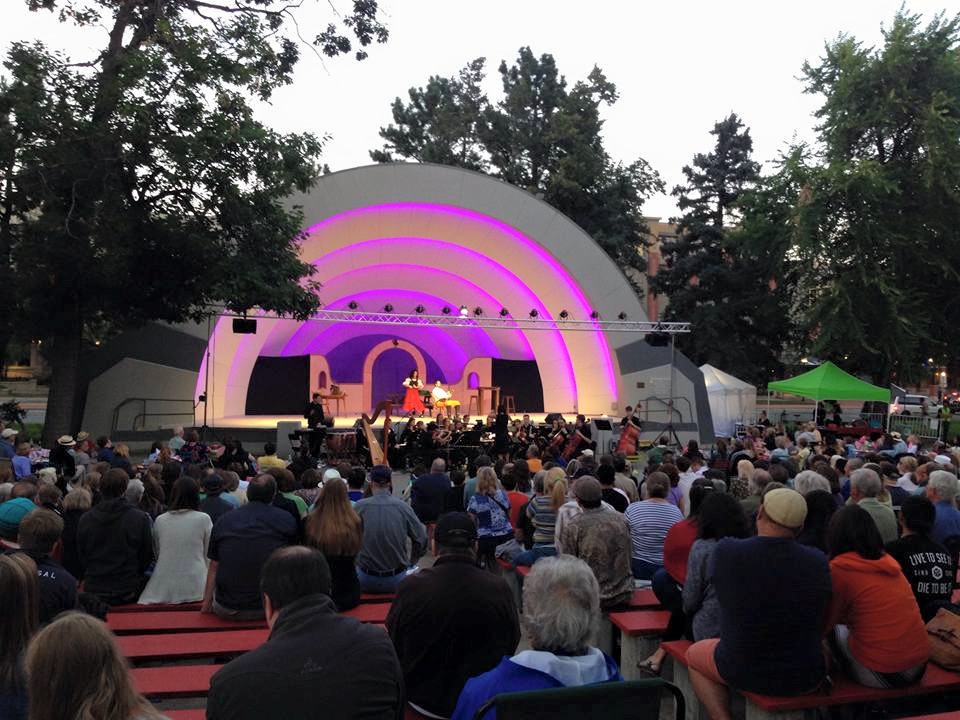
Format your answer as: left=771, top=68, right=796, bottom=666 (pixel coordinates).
left=411, top=458, right=452, bottom=523
left=207, top=547, right=403, bottom=720
left=849, top=468, right=898, bottom=543
left=139, top=476, right=212, bottom=605
left=346, top=466, right=366, bottom=503
left=796, top=489, right=837, bottom=553
left=12, top=443, right=31, bottom=480
left=13, top=509, right=76, bottom=624
left=682, top=494, right=750, bottom=641
left=887, top=495, right=955, bottom=621
left=387, top=513, right=520, bottom=718
left=304, top=477, right=363, bottom=610
left=467, top=466, right=514, bottom=571
left=624, top=471, right=684, bottom=580
left=559, top=476, right=633, bottom=608
left=927, top=470, right=960, bottom=545
left=794, top=470, right=830, bottom=496
left=26, top=612, right=164, bottom=720
left=612, top=455, right=640, bottom=503
left=200, top=473, right=236, bottom=524
left=0, top=497, right=36, bottom=549
left=597, top=464, right=628, bottom=513
left=0, top=427, right=18, bottom=459
left=355, top=465, right=427, bottom=593
left=740, top=468, right=771, bottom=516
left=514, top=468, right=566, bottom=567
left=202, top=474, right=297, bottom=619
left=462, top=455, right=493, bottom=507
left=0, top=553, right=37, bottom=719
left=77, top=469, right=154, bottom=604
left=60, top=488, right=91, bottom=580
left=686, top=488, right=831, bottom=719
left=826, top=505, right=929, bottom=688
left=451, top=556, right=621, bottom=720
left=443, top=468, right=468, bottom=513
left=256, top=442, right=286, bottom=471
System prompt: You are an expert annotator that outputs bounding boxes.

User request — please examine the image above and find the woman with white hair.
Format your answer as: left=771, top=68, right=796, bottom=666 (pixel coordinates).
left=794, top=470, right=831, bottom=497
left=451, top=556, right=621, bottom=720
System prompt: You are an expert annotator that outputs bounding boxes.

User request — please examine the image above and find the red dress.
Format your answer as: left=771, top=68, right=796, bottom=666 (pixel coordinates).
left=402, top=379, right=425, bottom=413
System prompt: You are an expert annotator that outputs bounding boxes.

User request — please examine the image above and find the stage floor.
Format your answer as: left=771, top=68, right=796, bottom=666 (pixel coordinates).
left=214, top=412, right=578, bottom=430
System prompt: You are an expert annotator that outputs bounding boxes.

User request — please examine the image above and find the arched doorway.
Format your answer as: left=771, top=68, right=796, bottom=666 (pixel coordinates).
left=371, top=348, right=416, bottom=409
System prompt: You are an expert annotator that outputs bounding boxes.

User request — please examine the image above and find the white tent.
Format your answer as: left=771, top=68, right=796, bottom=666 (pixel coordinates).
left=700, top=364, right=757, bottom=438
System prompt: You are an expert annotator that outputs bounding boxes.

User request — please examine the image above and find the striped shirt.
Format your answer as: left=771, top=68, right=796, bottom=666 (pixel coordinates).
left=624, top=500, right=684, bottom=565
left=526, top=495, right=558, bottom=546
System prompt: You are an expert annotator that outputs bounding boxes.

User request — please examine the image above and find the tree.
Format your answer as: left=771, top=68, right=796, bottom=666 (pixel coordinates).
left=371, top=48, right=663, bottom=280
left=0, top=0, right=388, bottom=445
left=653, top=114, right=789, bottom=384
left=789, top=10, right=960, bottom=383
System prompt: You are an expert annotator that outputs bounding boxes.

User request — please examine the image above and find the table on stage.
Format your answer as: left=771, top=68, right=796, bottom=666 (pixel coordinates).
left=320, top=392, right=347, bottom=415
left=476, top=386, right=500, bottom=415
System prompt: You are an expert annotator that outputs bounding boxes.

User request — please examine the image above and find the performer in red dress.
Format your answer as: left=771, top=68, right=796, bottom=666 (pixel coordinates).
left=401, top=369, right=425, bottom=415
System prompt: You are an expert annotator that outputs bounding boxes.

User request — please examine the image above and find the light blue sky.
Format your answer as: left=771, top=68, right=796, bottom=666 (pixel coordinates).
left=1, top=0, right=952, bottom=218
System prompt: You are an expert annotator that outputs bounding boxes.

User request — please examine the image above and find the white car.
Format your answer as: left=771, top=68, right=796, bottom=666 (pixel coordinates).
left=889, top=394, right=942, bottom=417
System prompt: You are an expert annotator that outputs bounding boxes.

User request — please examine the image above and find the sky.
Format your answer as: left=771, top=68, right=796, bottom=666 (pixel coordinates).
left=0, top=0, right=953, bottom=219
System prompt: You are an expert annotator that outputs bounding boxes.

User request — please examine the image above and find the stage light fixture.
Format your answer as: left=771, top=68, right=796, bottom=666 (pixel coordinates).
left=590, top=310, right=600, bottom=320
left=383, top=303, right=394, bottom=312
left=473, top=306, right=483, bottom=316
left=414, top=305, right=425, bottom=314
left=529, top=309, right=539, bottom=318
left=442, top=306, right=451, bottom=315
left=459, top=305, right=469, bottom=316
left=499, top=308, right=509, bottom=317
left=347, top=300, right=358, bottom=310
left=618, top=312, right=628, bottom=320
left=559, top=310, right=569, bottom=319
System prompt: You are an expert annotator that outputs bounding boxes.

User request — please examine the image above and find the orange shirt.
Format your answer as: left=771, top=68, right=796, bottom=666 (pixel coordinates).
left=827, top=552, right=929, bottom=673
left=527, top=459, right=543, bottom=473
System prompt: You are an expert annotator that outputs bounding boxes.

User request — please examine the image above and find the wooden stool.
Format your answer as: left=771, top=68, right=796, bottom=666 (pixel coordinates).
left=504, top=395, right=517, bottom=414
left=467, top=395, right=479, bottom=415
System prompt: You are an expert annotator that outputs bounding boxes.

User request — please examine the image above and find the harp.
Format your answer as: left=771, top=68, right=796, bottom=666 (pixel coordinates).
left=361, top=400, right=394, bottom=467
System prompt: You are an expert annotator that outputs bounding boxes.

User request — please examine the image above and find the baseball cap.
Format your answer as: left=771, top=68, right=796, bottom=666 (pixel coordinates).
left=580, top=449, right=594, bottom=459
left=573, top=476, right=602, bottom=503
left=322, top=468, right=342, bottom=483
left=0, top=498, right=36, bottom=539
left=935, top=454, right=953, bottom=466
left=1, top=428, right=17, bottom=439
left=435, top=512, right=477, bottom=547
left=369, top=465, right=392, bottom=484
left=762, top=488, right=807, bottom=529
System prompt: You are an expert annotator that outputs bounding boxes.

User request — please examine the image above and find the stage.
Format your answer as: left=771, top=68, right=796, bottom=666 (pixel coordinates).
left=213, top=412, right=579, bottom=431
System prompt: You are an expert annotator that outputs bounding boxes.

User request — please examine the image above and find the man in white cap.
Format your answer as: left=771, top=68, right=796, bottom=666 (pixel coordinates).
left=0, top=427, right=17, bottom=459
left=686, top=488, right=831, bottom=720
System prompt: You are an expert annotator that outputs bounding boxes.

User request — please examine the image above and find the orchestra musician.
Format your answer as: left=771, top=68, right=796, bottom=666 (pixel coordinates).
left=494, top=404, right=510, bottom=461
left=561, top=415, right=592, bottom=461
left=402, top=369, right=425, bottom=414
left=303, top=392, right=327, bottom=457
left=618, top=404, right=642, bottom=455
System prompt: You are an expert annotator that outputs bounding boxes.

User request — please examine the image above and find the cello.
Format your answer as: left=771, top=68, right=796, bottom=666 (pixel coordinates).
left=617, top=404, right=643, bottom=455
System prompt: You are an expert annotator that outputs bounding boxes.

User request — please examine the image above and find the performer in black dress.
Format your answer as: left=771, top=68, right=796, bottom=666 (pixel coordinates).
left=494, top=405, right=510, bottom=461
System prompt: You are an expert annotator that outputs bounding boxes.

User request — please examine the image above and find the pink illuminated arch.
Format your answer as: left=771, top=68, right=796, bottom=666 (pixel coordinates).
left=361, top=340, right=426, bottom=411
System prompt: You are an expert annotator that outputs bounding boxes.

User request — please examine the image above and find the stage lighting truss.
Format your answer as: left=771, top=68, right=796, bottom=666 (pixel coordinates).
left=220, top=308, right=691, bottom=334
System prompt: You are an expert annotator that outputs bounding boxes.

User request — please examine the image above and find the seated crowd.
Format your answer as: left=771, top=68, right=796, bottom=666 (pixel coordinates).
left=0, top=420, right=958, bottom=720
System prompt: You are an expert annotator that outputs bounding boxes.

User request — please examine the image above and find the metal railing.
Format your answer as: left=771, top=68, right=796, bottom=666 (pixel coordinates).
left=111, top=398, right=195, bottom=434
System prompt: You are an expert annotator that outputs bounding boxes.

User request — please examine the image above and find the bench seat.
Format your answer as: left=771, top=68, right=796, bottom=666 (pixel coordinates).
left=117, top=628, right=270, bottom=662
left=108, top=611, right=266, bottom=635
left=607, top=610, right=671, bottom=681
left=110, top=601, right=203, bottom=613
left=359, top=592, right=395, bottom=603
left=164, top=711, right=205, bottom=720
left=628, top=587, right=661, bottom=609
left=131, top=664, right=222, bottom=698
left=341, top=602, right=391, bottom=624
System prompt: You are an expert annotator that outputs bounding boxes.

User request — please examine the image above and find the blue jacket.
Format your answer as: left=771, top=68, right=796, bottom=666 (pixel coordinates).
left=452, top=649, right=622, bottom=720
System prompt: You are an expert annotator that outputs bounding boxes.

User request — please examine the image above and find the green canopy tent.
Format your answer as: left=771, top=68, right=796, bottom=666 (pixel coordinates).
left=767, top=362, right=890, bottom=427
left=768, top=362, right=890, bottom=402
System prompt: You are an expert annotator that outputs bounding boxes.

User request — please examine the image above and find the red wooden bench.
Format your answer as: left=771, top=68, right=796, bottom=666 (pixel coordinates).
left=131, top=664, right=222, bottom=698
left=898, top=714, right=960, bottom=720
left=662, top=639, right=960, bottom=720
left=108, top=611, right=266, bottom=635
left=607, top=610, right=671, bottom=681
left=117, top=628, right=270, bottom=662
left=628, top=587, right=660, bottom=609
left=341, top=602, right=391, bottom=624
left=164, top=711, right=205, bottom=720
left=359, top=592, right=395, bottom=603
left=110, top=601, right=203, bottom=613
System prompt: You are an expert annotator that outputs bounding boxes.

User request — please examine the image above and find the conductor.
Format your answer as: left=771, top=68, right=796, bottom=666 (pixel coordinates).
left=304, top=392, right=327, bottom=457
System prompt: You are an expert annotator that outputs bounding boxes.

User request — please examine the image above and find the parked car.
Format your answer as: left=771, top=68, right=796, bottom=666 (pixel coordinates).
left=889, top=394, right=941, bottom=417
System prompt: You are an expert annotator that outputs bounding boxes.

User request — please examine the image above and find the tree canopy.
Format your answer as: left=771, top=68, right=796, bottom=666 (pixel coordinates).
left=0, top=0, right=388, bottom=443
left=371, top=47, right=663, bottom=280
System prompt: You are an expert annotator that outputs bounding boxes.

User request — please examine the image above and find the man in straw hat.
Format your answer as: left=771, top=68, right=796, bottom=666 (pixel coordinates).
left=685, top=488, right=831, bottom=720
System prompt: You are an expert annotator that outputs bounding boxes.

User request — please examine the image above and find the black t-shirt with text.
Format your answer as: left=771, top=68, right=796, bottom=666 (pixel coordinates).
left=887, top=533, right=954, bottom=621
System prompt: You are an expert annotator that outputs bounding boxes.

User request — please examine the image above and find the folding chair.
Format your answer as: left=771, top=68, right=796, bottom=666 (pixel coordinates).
left=472, top=677, right=685, bottom=720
